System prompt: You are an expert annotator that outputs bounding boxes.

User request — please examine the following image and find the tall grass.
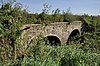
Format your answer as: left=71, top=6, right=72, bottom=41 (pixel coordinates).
left=21, top=44, right=100, bottom=66
left=0, top=33, right=100, bottom=66
left=0, top=0, right=100, bottom=66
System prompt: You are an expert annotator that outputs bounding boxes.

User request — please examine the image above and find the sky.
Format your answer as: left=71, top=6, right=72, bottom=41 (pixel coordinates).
left=3, top=0, right=100, bottom=15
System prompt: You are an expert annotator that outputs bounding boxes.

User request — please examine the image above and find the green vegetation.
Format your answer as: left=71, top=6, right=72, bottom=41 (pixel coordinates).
left=0, top=0, right=100, bottom=66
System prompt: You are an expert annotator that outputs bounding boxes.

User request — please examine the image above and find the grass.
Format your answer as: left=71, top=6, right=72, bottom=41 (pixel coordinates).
left=20, top=44, right=100, bottom=66
left=0, top=32, right=100, bottom=66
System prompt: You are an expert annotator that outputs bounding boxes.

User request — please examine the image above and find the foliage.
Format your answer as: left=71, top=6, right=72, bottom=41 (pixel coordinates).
left=21, top=44, right=100, bottom=66
left=0, top=0, right=100, bottom=66
left=0, top=0, right=23, bottom=64
left=80, top=32, right=100, bottom=53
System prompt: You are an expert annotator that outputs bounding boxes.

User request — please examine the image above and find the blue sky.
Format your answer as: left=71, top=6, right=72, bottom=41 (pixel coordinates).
left=9, top=0, right=100, bottom=15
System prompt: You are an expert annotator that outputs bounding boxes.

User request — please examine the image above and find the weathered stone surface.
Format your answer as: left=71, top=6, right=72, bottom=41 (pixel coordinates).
left=21, top=21, right=82, bottom=44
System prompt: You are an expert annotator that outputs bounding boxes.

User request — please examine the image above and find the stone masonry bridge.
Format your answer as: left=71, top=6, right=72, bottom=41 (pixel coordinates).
left=21, top=21, right=83, bottom=45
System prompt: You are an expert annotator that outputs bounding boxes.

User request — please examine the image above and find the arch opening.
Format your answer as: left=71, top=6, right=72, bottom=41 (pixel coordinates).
left=67, top=29, right=80, bottom=43
left=45, top=36, right=61, bottom=46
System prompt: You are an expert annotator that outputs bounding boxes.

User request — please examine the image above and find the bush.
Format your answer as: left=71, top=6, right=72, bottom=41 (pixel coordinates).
left=21, top=44, right=100, bottom=66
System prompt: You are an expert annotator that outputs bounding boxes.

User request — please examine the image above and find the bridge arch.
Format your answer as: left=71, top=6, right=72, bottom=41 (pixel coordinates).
left=67, top=29, right=80, bottom=43
left=45, top=35, right=61, bottom=46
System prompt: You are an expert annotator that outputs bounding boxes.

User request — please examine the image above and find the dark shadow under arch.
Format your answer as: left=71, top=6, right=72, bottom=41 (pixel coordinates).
left=45, top=35, right=61, bottom=46
left=67, top=29, right=80, bottom=43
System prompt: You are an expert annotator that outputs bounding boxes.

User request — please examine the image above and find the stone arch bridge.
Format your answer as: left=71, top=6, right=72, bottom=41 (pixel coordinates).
left=21, top=21, right=84, bottom=45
